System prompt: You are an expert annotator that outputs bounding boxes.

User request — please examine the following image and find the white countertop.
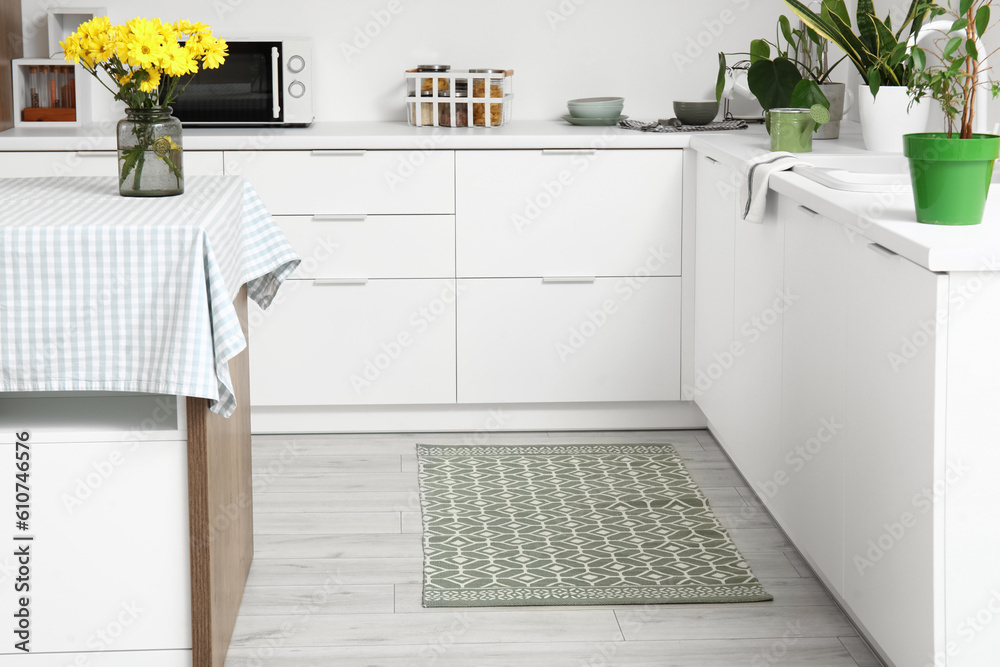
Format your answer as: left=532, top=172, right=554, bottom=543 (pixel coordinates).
left=6, top=117, right=998, bottom=272
left=0, top=119, right=709, bottom=151
left=690, top=123, right=1000, bottom=273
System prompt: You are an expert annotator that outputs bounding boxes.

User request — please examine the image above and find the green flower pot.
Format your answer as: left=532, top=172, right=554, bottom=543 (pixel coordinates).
left=903, top=133, right=1000, bottom=225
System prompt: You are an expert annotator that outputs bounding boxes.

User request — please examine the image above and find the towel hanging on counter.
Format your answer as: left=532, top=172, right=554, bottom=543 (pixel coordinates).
left=741, top=152, right=802, bottom=224
left=617, top=119, right=749, bottom=132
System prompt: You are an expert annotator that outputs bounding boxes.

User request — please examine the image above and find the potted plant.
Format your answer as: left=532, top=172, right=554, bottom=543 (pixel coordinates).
left=904, top=0, right=1000, bottom=225
left=717, top=14, right=855, bottom=138
left=785, top=0, right=938, bottom=151
left=716, top=15, right=834, bottom=125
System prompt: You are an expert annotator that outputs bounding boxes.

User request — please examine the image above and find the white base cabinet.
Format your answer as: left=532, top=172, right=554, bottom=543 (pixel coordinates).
left=692, top=157, right=951, bottom=666
left=843, top=238, right=945, bottom=667
left=0, top=395, right=191, bottom=662
left=250, top=279, right=458, bottom=406
left=456, top=277, right=682, bottom=403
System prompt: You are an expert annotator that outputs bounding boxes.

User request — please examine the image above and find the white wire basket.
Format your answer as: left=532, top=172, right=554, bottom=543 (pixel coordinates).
left=405, top=69, right=514, bottom=128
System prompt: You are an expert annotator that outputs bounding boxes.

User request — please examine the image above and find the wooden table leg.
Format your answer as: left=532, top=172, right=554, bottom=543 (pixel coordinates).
left=186, top=285, right=254, bottom=667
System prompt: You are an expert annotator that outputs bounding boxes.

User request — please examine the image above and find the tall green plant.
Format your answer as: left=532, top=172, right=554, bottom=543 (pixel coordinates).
left=784, top=0, right=938, bottom=95
left=909, top=0, right=1000, bottom=138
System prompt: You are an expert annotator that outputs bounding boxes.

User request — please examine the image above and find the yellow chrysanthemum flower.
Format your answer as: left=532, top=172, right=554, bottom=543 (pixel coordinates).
left=200, top=37, right=227, bottom=69
left=160, top=43, right=196, bottom=78
left=60, top=34, right=83, bottom=63
left=138, top=67, right=161, bottom=93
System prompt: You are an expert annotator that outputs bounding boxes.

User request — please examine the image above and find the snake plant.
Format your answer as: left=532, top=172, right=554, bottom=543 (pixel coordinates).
left=784, top=0, right=938, bottom=95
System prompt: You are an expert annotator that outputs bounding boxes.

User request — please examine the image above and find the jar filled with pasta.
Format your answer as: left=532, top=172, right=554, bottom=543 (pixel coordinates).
left=470, top=69, right=505, bottom=126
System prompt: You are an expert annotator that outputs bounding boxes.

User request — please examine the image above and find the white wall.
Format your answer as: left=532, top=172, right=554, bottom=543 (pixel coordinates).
left=20, top=0, right=788, bottom=123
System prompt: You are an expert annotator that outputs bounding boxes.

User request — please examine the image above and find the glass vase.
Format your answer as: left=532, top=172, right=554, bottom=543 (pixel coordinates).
left=117, top=107, right=184, bottom=197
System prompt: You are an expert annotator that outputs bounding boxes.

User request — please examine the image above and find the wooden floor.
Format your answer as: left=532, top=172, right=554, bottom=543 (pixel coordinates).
left=223, top=430, right=884, bottom=667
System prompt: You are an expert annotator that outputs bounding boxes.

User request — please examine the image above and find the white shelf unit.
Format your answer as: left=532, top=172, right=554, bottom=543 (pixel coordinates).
left=46, top=7, right=106, bottom=59
left=11, top=58, right=90, bottom=127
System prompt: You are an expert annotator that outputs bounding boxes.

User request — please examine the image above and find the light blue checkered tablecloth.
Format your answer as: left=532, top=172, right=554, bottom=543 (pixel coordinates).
left=0, top=176, right=300, bottom=417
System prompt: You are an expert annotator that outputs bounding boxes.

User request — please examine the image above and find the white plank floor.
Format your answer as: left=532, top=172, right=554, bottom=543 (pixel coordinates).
left=224, top=430, right=884, bottom=667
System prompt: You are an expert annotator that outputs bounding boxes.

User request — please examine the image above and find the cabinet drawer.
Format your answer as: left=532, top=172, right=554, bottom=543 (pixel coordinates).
left=250, top=279, right=457, bottom=406
left=456, top=150, right=682, bottom=277
left=276, top=215, right=455, bottom=279
left=224, top=150, right=455, bottom=215
left=0, top=150, right=224, bottom=177
left=456, top=277, right=681, bottom=403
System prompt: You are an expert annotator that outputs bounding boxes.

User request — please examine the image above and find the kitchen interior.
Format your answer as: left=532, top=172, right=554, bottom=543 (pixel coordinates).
left=2, top=0, right=1000, bottom=665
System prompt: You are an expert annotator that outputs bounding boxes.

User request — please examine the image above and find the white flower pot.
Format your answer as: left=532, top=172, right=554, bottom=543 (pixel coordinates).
left=858, top=84, right=930, bottom=152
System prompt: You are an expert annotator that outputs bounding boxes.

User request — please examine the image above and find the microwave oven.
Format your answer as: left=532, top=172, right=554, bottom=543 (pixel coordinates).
left=171, top=39, right=313, bottom=127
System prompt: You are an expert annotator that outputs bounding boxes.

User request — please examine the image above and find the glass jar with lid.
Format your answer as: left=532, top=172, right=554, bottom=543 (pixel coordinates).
left=469, top=69, right=505, bottom=126
left=439, top=81, right=469, bottom=127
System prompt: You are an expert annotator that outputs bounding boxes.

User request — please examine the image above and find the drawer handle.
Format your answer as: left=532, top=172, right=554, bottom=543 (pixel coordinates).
left=541, top=149, right=597, bottom=156
left=312, top=214, right=368, bottom=222
left=542, top=276, right=597, bottom=284
left=313, top=278, right=369, bottom=286
left=797, top=204, right=820, bottom=217
left=866, top=243, right=899, bottom=260
left=704, top=155, right=719, bottom=164
left=311, top=150, right=366, bottom=157
left=76, top=151, right=115, bottom=158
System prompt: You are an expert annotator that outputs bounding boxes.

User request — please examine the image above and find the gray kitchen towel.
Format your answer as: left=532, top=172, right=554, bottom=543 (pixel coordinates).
left=617, top=119, right=749, bottom=132
left=741, top=152, right=801, bottom=224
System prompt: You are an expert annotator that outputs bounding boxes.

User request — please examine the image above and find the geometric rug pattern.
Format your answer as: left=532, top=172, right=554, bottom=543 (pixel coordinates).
left=417, top=443, right=773, bottom=607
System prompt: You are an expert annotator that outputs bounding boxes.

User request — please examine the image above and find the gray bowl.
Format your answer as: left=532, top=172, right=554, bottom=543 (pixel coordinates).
left=673, top=100, right=719, bottom=125
left=568, top=97, right=625, bottom=119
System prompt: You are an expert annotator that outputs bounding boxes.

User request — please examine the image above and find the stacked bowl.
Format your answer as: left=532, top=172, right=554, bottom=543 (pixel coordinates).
left=563, top=97, right=625, bottom=126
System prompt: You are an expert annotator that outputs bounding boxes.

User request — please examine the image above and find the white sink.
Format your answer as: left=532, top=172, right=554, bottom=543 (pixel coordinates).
left=791, top=154, right=911, bottom=192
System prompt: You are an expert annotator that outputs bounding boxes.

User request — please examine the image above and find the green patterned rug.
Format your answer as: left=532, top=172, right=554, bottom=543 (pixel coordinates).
left=416, top=443, right=773, bottom=607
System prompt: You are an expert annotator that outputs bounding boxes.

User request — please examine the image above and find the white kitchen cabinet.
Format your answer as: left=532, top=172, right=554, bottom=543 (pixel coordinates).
left=249, top=278, right=458, bottom=406
left=692, top=154, right=738, bottom=430
left=224, top=150, right=454, bottom=215
left=779, top=202, right=848, bottom=597
left=456, top=277, right=681, bottom=403
left=726, top=189, right=786, bottom=495
left=456, top=150, right=682, bottom=278
left=0, top=395, right=191, bottom=659
left=274, top=214, right=454, bottom=280
left=843, top=239, right=946, bottom=667
left=0, top=150, right=224, bottom=177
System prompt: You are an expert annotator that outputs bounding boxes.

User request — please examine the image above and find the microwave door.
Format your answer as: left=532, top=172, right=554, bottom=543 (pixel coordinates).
left=172, top=41, right=284, bottom=126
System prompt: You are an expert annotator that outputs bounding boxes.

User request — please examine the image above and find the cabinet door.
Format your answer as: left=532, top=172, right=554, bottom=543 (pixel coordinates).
left=249, top=279, right=457, bottom=406
left=275, top=214, right=454, bottom=280
left=779, top=202, right=848, bottom=596
left=0, top=150, right=224, bottom=177
left=456, top=150, right=682, bottom=277
left=692, top=153, right=738, bottom=429
left=726, top=190, right=787, bottom=486
left=844, top=240, right=946, bottom=667
left=224, top=150, right=454, bottom=215
left=0, top=439, right=190, bottom=654
left=456, top=277, right=681, bottom=403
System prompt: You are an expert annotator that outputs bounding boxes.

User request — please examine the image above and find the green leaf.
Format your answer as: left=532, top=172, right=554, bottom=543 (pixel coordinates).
left=826, top=0, right=851, bottom=26
left=716, top=53, right=728, bottom=103
left=868, top=66, right=881, bottom=97
left=912, top=46, right=927, bottom=71
left=967, top=38, right=979, bottom=62
left=976, top=6, right=990, bottom=38
left=857, top=0, right=879, bottom=53
left=960, top=0, right=974, bottom=16
left=943, top=35, right=963, bottom=58
left=790, top=79, right=831, bottom=109
left=780, top=15, right=794, bottom=45
left=747, top=57, right=804, bottom=111
left=951, top=18, right=969, bottom=32
left=890, top=42, right=909, bottom=68
left=750, top=39, right=771, bottom=63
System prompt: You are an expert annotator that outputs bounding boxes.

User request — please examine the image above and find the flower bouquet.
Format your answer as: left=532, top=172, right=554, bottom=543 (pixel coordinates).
left=61, top=17, right=227, bottom=196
